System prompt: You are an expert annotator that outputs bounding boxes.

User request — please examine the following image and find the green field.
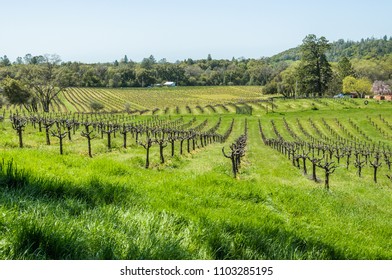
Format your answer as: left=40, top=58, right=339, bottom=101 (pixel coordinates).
left=1, top=86, right=392, bottom=260
left=55, top=86, right=264, bottom=113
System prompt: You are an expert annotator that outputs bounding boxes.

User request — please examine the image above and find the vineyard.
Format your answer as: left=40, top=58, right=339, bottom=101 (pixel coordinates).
left=55, top=86, right=264, bottom=113
left=0, top=86, right=392, bottom=260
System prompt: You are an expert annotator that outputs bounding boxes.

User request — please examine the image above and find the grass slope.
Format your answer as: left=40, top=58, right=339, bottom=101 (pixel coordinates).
left=0, top=92, right=391, bottom=260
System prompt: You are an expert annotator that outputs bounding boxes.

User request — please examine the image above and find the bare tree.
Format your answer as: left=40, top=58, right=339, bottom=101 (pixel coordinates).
left=81, top=123, right=96, bottom=158
left=317, top=159, right=337, bottom=190
left=51, top=123, right=67, bottom=155
left=307, top=152, right=323, bottom=182
left=354, top=153, right=366, bottom=178
left=21, top=54, right=66, bottom=112
left=10, top=115, right=27, bottom=148
left=370, top=152, right=382, bottom=183
left=139, top=131, right=155, bottom=169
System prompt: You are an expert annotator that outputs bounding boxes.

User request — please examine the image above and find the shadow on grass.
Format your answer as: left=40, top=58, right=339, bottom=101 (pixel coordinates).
left=0, top=159, right=140, bottom=207
left=0, top=159, right=362, bottom=260
left=202, top=220, right=346, bottom=260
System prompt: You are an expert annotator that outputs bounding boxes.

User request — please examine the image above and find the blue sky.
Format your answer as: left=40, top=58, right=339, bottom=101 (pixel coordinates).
left=1, top=0, right=391, bottom=63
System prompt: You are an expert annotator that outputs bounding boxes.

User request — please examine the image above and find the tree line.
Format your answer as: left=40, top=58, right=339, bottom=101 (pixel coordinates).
left=0, top=35, right=391, bottom=113
left=271, top=36, right=392, bottom=63
left=0, top=53, right=285, bottom=88
left=265, top=35, right=392, bottom=98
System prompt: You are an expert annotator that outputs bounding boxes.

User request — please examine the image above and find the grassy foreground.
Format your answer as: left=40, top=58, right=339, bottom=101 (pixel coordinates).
left=0, top=93, right=392, bottom=260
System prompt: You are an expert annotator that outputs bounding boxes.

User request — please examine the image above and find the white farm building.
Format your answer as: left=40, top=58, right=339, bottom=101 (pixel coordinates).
left=163, top=81, right=176, bottom=87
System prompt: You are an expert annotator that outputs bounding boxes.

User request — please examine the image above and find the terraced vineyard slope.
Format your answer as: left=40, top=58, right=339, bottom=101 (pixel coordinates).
left=0, top=87, right=391, bottom=260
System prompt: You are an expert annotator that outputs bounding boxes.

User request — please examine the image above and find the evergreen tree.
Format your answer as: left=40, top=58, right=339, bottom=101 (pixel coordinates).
left=0, top=55, right=11, bottom=66
left=337, top=56, right=355, bottom=79
left=297, top=34, right=332, bottom=97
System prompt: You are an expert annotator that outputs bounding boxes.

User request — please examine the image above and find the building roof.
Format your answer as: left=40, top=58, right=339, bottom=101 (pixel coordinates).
left=163, top=81, right=175, bottom=86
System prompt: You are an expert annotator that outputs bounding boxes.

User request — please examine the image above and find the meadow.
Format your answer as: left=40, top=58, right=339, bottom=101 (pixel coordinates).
left=0, top=86, right=391, bottom=260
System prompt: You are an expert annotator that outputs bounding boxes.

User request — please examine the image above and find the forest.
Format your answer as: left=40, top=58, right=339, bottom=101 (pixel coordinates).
left=0, top=36, right=391, bottom=94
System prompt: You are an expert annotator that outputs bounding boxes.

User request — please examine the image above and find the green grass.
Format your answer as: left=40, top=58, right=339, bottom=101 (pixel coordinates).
left=0, top=92, right=392, bottom=260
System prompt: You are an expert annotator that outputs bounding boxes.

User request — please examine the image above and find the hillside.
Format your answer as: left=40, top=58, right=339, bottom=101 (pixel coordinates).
left=0, top=95, right=392, bottom=260
left=1, top=35, right=392, bottom=93
left=270, top=36, right=392, bottom=62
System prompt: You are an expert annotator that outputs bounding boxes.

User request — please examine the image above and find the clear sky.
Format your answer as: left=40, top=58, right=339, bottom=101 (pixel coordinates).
left=1, top=0, right=391, bottom=63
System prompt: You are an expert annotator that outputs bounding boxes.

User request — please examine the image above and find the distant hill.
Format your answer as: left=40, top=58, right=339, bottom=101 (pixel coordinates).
left=270, top=36, right=392, bottom=63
